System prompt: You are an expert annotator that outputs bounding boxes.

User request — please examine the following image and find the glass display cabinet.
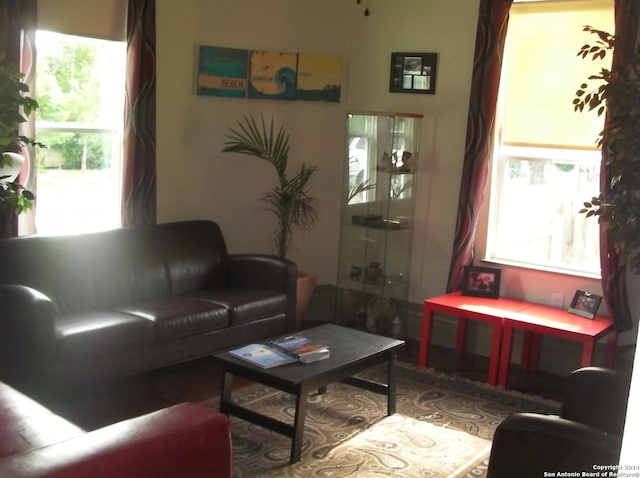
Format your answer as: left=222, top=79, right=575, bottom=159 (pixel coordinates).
left=336, top=111, right=422, bottom=337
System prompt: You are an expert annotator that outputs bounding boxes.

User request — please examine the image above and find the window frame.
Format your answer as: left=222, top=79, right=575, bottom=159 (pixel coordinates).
left=480, top=0, right=612, bottom=279
left=32, top=30, right=126, bottom=236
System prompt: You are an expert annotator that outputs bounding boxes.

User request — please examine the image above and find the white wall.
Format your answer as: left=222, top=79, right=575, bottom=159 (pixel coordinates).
left=156, top=0, right=479, bottom=302
left=156, top=0, right=350, bottom=281
left=344, top=0, right=479, bottom=304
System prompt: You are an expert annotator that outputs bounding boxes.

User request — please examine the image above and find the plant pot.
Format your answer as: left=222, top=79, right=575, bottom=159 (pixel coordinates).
left=295, top=271, right=317, bottom=330
left=1, top=152, right=25, bottom=182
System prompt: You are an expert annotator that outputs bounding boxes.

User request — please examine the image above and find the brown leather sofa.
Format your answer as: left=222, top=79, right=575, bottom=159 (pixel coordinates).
left=487, top=367, right=631, bottom=478
left=0, top=220, right=297, bottom=397
left=0, top=380, right=232, bottom=477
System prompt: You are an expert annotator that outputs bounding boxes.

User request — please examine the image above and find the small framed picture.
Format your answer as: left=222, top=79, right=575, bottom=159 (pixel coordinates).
left=461, top=266, right=501, bottom=298
left=568, top=290, right=603, bottom=319
left=389, top=52, right=438, bottom=94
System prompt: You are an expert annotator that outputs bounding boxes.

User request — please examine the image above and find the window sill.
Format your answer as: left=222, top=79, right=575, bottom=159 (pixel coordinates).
left=480, top=257, right=601, bottom=281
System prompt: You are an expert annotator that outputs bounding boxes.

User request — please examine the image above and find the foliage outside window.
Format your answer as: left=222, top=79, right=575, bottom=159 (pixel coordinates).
left=33, top=31, right=125, bottom=235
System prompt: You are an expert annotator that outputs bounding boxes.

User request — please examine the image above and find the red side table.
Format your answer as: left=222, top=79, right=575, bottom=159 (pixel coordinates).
left=498, top=303, right=617, bottom=387
left=418, top=292, right=530, bottom=385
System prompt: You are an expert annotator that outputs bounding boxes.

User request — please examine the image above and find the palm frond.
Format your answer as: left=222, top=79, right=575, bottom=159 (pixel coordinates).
left=222, top=114, right=318, bottom=258
left=222, top=115, right=289, bottom=177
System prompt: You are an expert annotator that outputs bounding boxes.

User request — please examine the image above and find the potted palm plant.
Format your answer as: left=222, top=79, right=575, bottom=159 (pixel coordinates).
left=222, top=114, right=319, bottom=329
left=0, top=54, right=40, bottom=221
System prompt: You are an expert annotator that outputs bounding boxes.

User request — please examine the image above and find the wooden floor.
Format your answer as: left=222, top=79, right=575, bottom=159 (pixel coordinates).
left=404, top=340, right=566, bottom=399
left=45, top=338, right=569, bottom=431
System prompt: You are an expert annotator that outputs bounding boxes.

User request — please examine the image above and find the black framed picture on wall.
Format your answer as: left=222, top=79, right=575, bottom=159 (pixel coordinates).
left=389, top=52, right=437, bottom=94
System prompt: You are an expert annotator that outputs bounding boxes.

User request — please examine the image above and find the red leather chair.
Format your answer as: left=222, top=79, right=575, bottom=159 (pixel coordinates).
left=0, top=381, right=232, bottom=478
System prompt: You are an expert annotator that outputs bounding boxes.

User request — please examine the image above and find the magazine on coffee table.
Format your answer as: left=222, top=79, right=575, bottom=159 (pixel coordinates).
left=229, top=343, right=297, bottom=369
left=270, top=334, right=330, bottom=364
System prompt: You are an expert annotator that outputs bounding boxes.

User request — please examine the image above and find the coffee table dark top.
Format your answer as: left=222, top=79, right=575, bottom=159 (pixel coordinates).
left=215, top=323, right=404, bottom=385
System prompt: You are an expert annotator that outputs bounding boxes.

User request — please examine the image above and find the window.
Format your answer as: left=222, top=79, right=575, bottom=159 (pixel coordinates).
left=33, top=31, right=126, bottom=235
left=485, top=0, right=614, bottom=276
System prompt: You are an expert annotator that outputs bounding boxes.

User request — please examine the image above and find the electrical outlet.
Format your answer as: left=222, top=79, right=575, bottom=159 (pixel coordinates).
left=551, top=292, right=564, bottom=308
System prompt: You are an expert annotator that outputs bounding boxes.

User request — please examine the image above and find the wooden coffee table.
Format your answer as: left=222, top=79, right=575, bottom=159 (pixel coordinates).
left=213, top=323, right=405, bottom=463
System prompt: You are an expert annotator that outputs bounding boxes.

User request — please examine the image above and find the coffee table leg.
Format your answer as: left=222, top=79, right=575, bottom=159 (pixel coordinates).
left=290, top=386, right=310, bottom=463
left=219, top=368, right=234, bottom=413
left=387, top=351, right=397, bottom=415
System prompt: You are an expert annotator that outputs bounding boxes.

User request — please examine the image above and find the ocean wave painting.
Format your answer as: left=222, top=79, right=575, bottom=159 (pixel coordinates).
left=248, top=50, right=297, bottom=100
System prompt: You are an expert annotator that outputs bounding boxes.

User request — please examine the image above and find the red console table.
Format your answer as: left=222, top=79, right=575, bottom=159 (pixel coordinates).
left=418, top=292, right=530, bottom=385
left=418, top=292, right=617, bottom=388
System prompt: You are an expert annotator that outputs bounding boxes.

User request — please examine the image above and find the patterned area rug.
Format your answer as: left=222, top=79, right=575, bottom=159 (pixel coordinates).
left=205, top=362, right=560, bottom=477
left=283, top=414, right=492, bottom=477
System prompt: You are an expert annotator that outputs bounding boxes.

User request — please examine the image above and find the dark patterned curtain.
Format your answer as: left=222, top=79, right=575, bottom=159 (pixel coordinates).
left=599, top=0, right=640, bottom=331
left=0, top=0, right=37, bottom=238
left=122, top=0, right=156, bottom=227
left=446, top=0, right=513, bottom=292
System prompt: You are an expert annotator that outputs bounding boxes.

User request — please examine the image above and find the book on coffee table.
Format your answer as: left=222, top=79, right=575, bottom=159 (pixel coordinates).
left=229, top=343, right=297, bottom=369
left=270, top=334, right=330, bottom=364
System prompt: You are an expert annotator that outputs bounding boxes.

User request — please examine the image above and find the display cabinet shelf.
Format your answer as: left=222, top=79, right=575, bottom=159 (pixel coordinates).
left=336, top=111, right=422, bottom=337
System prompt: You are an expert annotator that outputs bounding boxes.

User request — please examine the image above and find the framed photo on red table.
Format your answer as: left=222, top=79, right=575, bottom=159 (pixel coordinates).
left=568, top=290, right=603, bottom=319
left=461, top=266, right=501, bottom=299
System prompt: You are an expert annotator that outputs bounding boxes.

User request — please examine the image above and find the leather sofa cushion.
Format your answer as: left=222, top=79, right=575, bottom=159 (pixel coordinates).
left=0, top=382, right=84, bottom=459
left=55, top=311, right=155, bottom=359
left=115, top=297, right=229, bottom=341
left=187, top=289, right=287, bottom=326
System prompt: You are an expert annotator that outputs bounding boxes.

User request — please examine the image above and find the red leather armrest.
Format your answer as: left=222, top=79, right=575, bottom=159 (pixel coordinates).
left=0, top=402, right=232, bottom=478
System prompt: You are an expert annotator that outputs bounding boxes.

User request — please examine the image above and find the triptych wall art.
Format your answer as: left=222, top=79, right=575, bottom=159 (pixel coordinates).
left=197, top=46, right=343, bottom=103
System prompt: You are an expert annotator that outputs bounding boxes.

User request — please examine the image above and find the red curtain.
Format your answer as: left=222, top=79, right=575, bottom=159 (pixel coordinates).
left=0, top=0, right=37, bottom=239
left=446, top=0, right=513, bottom=293
left=598, top=0, right=639, bottom=332
left=122, top=0, right=157, bottom=227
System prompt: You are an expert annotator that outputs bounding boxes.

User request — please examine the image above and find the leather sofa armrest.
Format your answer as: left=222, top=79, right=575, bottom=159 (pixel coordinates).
left=487, top=413, right=622, bottom=478
left=224, top=254, right=297, bottom=328
left=562, top=366, right=631, bottom=435
left=0, top=284, right=57, bottom=328
left=0, top=402, right=232, bottom=478
left=224, top=254, right=297, bottom=329
left=223, top=253, right=297, bottom=291
left=0, top=285, right=57, bottom=389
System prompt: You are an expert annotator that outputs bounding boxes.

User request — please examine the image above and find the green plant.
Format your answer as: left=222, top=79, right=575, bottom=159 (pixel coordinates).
left=222, top=115, right=319, bottom=258
left=0, top=54, right=42, bottom=214
left=574, top=26, right=640, bottom=273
